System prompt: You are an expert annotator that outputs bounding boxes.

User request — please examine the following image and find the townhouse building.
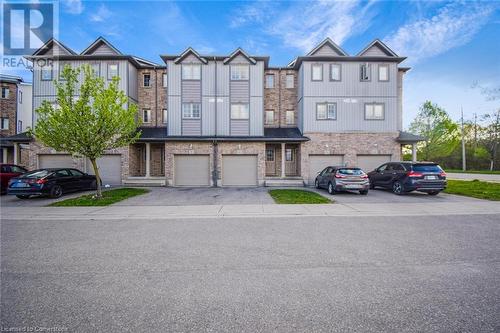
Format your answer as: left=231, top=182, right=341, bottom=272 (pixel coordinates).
left=21, top=37, right=421, bottom=186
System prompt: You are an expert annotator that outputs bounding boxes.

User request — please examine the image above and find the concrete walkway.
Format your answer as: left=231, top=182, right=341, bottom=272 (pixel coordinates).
left=447, top=172, right=500, bottom=183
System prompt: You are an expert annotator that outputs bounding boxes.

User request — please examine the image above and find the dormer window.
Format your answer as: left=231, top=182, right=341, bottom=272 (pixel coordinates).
left=231, top=64, right=249, bottom=80
left=182, top=64, right=201, bottom=80
left=360, top=63, right=371, bottom=81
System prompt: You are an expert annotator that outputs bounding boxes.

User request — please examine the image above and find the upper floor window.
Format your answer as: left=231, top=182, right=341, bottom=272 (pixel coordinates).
left=143, top=74, right=151, bottom=87
left=265, top=110, right=274, bottom=125
left=0, top=117, right=9, bottom=130
left=316, top=103, right=336, bottom=120
left=230, top=103, right=249, bottom=119
left=360, top=63, right=371, bottom=81
left=182, top=64, right=201, bottom=80
left=107, top=63, right=119, bottom=80
left=182, top=103, right=201, bottom=119
left=265, top=74, right=274, bottom=88
left=90, top=63, right=100, bottom=76
left=163, top=109, right=168, bottom=123
left=1, top=87, right=9, bottom=99
left=330, top=64, right=341, bottom=81
left=18, top=91, right=22, bottom=103
left=285, top=74, right=294, bottom=88
left=365, top=103, right=384, bottom=120
left=142, top=109, right=151, bottom=123
left=378, top=64, right=389, bottom=81
left=311, top=64, right=323, bottom=81
left=17, top=120, right=23, bottom=132
left=286, top=110, right=295, bottom=125
left=59, top=62, right=70, bottom=80
left=162, top=73, right=168, bottom=87
left=231, top=64, right=249, bottom=80
left=41, top=65, right=53, bottom=81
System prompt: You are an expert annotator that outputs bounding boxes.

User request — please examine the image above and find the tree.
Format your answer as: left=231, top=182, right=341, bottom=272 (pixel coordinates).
left=408, top=101, right=460, bottom=163
left=480, top=110, right=500, bottom=171
left=32, top=65, right=140, bottom=198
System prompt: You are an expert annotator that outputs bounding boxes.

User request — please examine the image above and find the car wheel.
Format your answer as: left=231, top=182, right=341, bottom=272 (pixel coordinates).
left=315, top=179, right=320, bottom=189
left=16, top=195, right=31, bottom=199
left=359, top=190, right=368, bottom=195
left=50, top=185, right=63, bottom=198
left=327, top=182, right=336, bottom=195
left=369, top=182, right=375, bottom=190
left=392, top=181, right=404, bottom=195
left=428, top=191, right=440, bottom=196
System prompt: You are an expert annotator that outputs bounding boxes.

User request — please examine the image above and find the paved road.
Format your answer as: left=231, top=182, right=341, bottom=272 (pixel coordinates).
left=2, top=213, right=500, bottom=332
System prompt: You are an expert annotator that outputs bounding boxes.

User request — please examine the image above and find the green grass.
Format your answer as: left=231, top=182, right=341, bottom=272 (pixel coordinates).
left=444, top=180, right=500, bottom=201
left=49, top=188, right=149, bottom=206
left=269, top=189, right=331, bottom=204
left=446, top=169, right=500, bottom=175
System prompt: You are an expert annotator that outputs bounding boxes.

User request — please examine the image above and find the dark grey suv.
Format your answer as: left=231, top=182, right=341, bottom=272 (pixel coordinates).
left=315, top=166, right=370, bottom=195
left=367, top=162, right=447, bottom=195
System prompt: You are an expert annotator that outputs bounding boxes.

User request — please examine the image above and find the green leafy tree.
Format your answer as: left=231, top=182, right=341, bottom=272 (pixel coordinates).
left=480, top=110, right=500, bottom=170
left=32, top=65, right=140, bottom=198
left=408, top=101, right=460, bottom=162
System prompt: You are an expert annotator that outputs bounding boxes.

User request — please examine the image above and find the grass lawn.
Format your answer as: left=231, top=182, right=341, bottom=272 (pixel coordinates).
left=269, top=189, right=331, bottom=204
left=444, top=180, right=500, bottom=201
left=49, top=188, right=149, bottom=206
left=446, top=169, right=500, bottom=175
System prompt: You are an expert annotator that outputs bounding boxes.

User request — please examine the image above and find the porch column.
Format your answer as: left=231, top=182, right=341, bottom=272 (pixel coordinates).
left=145, top=143, right=151, bottom=177
left=411, top=143, right=417, bottom=162
left=2, top=148, right=7, bottom=163
left=13, top=143, right=19, bottom=164
left=281, top=143, right=286, bottom=178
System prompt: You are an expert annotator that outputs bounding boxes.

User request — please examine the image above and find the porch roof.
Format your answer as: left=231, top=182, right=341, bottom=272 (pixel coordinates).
left=397, top=131, right=425, bottom=144
left=1, top=132, right=33, bottom=143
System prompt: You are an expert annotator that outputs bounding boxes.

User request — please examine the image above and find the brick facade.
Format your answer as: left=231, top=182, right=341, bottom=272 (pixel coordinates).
left=264, top=69, right=298, bottom=128
left=0, top=82, right=17, bottom=137
left=137, top=68, right=167, bottom=127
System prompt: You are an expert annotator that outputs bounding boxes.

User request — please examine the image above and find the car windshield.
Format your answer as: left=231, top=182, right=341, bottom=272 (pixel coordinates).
left=21, top=170, right=51, bottom=178
left=337, top=168, right=364, bottom=175
left=412, top=164, right=442, bottom=172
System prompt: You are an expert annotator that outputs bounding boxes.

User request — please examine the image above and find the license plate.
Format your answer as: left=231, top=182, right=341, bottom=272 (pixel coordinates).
left=345, top=185, right=362, bottom=189
left=13, top=182, right=29, bottom=188
left=425, top=175, right=438, bottom=180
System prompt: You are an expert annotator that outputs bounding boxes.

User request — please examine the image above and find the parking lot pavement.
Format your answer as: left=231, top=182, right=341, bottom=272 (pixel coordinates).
left=0, top=190, right=97, bottom=208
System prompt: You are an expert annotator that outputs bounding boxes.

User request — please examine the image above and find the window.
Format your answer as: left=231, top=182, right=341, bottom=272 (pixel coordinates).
left=266, top=148, right=274, bottom=161
left=316, top=103, right=337, bottom=120
left=11, top=165, right=26, bottom=173
left=19, top=91, right=22, bottom=103
left=1, top=118, right=9, bottom=130
left=378, top=64, right=389, bottom=81
left=365, top=103, right=384, bottom=120
left=285, top=148, right=293, bottom=161
left=69, top=169, right=84, bottom=176
left=142, top=109, right=151, bottom=123
left=230, top=64, right=249, bottom=80
left=285, top=74, right=294, bottom=88
left=162, top=73, right=167, bottom=87
left=55, top=169, right=70, bottom=177
left=286, top=111, right=295, bottom=125
left=90, top=63, right=100, bottom=76
left=41, top=65, right=53, bottom=81
left=330, top=64, right=341, bottom=81
left=265, top=110, right=274, bottom=125
left=163, top=109, right=168, bottom=124
left=360, top=63, right=371, bottom=81
left=182, top=64, right=201, bottom=80
left=265, top=74, right=274, bottom=88
left=182, top=103, right=201, bottom=119
left=59, top=62, right=70, bottom=80
left=230, top=104, right=249, bottom=119
left=311, top=64, right=323, bottom=81
left=107, top=63, right=118, bottom=80
left=17, top=120, right=22, bottom=132
left=1, top=87, right=9, bottom=99
left=143, top=74, right=151, bottom=87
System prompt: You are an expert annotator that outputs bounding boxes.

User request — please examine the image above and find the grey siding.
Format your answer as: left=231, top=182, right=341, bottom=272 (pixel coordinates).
left=182, top=119, right=201, bottom=135
left=230, top=119, right=249, bottom=136
left=168, top=95, right=182, bottom=135
left=230, top=80, right=249, bottom=103
left=202, top=96, right=215, bottom=135
left=127, top=63, right=138, bottom=101
left=217, top=99, right=230, bottom=136
left=360, top=45, right=388, bottom=57
left=311, top=44, right=342, bottom=56
left=249, top=96, right=263, bottom=136
left=182, top=80, right=201, bottom=102
left=201, top=61, right=216, bottom=96
left=89, top=43, right=119, bottom=55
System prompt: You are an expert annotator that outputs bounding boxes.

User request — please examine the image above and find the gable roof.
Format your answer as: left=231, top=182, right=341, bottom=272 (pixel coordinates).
left=307, top=38, right=348, bottom=56
left=223, top=48, right=256, bottom=64
left=173, top=47, right=208, bottom=64
left=357, top=39, right=398, bottom=57
left=32, top=38, right=76, bottom=56
left=80, top=37, right=122, bottom=55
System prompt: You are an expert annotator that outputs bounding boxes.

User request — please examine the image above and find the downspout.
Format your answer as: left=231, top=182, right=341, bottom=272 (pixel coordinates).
left=212, top=57, right=218, bottom=187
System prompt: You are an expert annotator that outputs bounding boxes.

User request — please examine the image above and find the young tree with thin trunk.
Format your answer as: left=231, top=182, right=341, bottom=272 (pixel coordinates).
left=32, top=65, right=140, bottom=198
left=480, top=110, right=500, bottom=171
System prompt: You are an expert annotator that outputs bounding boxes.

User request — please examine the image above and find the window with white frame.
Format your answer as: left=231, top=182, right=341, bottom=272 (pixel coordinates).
left=365, top=103, right=384, bottom=120
left=286, top=110, right=295, bottom=125
left=265, top=74, right=274, bottom=88
left=316, top=103, right=337, bottom=120
left=59, top=62, right=70, bottom=80
left=266, top=148, right=274, bottom=161
left=182, top=103, right=201, bottom=118
left=90, top=63, right=100, bottom=76
left=17, top=120, right=22, bottom=132
left=285, top=74, right=294, bottom=88
left=163, top=109, right=168, bottom=123
left=182, top=63, right=201, bottom=80
left=142, top=109, right=151, bottom=123
left=1, top=118, right=9, bottom=130
left=330, top=64, right=341, bottom=81
left=107, top=63, right=118, bottom=80
left=311, top=64, right=323, bottom=81
left=265, top=110, right=274, bottom=124
left=143, top=73, right=151, bottom=87
left=41, top=65, right=53, bottom=81
left=1, top=87, right=9, bottom=99
left=230, top=103, right=249, bottom=119
left=378, top=64, right=389, bottom=81
left=18, top=90, right=22, bottom=103
left=162, top=73, right=167, bottom=87
left=230, top=64, right=249, bottom=80
left=360, top=63, right=371, bottom=81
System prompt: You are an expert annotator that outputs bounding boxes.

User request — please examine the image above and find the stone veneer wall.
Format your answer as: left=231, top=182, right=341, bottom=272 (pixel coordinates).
left=137, top=68, right=167, bottom=127
left=0, top=81, right=17, bottom=137
left=150, top=143, right=165, bottom=176
left=264, top=69, right=298, bottom=128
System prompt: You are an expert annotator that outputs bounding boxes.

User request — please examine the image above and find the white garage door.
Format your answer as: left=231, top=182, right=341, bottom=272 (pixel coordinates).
left=222, top=155, right=257, bottom=186
left=357, top=155, right=392, bottom=172
left=174, top=155, right=210, bottom=186
left=308, top=155, right=344, bottom=185
left=38, top=154, right=74, bottom=169
left=86, top=155, right=122, bottom=185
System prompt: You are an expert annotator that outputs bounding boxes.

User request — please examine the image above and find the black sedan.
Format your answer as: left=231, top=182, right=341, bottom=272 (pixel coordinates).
left=7, top=168, right=97, bottom=199
left=368, top=162, right=447, bottom=195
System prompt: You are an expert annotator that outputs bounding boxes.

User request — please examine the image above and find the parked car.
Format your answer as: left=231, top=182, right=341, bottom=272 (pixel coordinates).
left=315, top=166, right=370, bottom=195
left=7, top=168, right=97, bottom=199
left=0, top=164, right=28, bottom=194
left=368, top=162, right=447, bottom=195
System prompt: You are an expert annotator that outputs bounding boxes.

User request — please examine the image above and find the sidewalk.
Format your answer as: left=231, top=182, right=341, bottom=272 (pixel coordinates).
left=447, top=172, right=500, bottom=183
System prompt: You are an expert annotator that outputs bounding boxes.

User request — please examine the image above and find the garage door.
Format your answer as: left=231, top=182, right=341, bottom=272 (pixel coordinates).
left=222, top=155, right=257, bottom=186
left=38, top=154, right=74, bottom=169
left=174, top=155, right=210, bottom=186
left=357, top=155, right=392, bottom=172
left=86, top=155, right=122, bottom=185
left=308, top=154, right=344, bottom=185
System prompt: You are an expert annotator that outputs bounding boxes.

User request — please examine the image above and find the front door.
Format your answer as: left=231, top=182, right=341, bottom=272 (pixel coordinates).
left=265, top=148, right=276, bottom=176
left=285, top=147, right=297, bottom=176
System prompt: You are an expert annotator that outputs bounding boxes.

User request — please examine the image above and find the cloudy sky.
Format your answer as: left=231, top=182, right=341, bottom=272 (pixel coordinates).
left=3, top=0, right=500, bottom=127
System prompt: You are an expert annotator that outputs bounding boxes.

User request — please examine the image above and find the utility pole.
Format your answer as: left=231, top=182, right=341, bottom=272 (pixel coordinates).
left=461, top=107, right=466, bottom=171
